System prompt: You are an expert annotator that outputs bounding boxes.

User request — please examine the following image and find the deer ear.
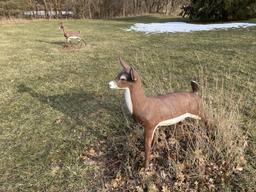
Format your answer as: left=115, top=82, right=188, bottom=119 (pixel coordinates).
left=118, top=57, right=130, bottom=69
left=130, top=67, right=137, bottom=81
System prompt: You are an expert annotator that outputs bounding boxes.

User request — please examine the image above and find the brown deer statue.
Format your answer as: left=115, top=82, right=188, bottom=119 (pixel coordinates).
left=59, top=22, right=81, bottom=44
left=109, top=57, right=208, bottom=168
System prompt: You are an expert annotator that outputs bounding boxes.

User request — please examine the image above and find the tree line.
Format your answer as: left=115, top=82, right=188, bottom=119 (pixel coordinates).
left=0, top=0, right=188, bottom=19
left=1, top=0, right=255, bottom=21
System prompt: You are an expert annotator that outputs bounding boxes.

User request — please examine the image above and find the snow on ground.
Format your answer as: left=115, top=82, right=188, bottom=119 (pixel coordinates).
left=126, top=22, right=256, bottom=33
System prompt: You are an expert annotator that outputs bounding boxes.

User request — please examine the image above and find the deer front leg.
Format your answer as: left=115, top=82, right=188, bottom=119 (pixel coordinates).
left=144, top=126, right=155, bottom=169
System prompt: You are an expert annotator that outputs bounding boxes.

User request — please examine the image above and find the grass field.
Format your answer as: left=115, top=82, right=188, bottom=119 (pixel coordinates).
left=0, top=16, right=256, bottom=191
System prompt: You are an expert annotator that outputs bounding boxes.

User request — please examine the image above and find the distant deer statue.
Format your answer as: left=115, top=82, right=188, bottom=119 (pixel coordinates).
left=59, top=22, right=81, bottom=44
left=109, top=57, right=209, bottom=168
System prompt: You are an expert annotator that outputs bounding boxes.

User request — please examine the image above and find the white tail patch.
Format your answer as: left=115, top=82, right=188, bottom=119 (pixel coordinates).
left=124, top=88, right=133, bottom=114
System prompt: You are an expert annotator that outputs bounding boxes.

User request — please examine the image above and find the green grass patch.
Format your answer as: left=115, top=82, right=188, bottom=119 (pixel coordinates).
left=0, top=16, right=255, bottom=191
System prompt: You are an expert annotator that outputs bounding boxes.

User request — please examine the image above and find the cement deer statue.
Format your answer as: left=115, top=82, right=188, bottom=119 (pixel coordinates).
left=109, top=57, right=208, bottom=168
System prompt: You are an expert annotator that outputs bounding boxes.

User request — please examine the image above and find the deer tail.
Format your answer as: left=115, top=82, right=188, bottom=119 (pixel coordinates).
left=191, top=80, right=199, bottom=93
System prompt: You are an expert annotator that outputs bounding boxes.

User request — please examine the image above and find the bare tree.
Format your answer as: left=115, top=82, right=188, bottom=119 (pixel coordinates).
left=0, top=0, right=189, bottom=19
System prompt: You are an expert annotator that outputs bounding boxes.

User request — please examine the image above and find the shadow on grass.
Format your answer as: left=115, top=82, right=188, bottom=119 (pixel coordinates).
left=36, top=39, right=65, bottom=46
left=37, top=39, right=87, bottom=49
left=111, top=15, right=188, bottom=23
left=17, top=84, right=140, bottom=190
left=16, top=84, right=113, bottom=126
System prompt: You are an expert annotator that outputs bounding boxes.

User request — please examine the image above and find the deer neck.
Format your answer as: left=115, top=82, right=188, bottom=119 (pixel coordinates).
left=125, top=79, right=147, bottom=115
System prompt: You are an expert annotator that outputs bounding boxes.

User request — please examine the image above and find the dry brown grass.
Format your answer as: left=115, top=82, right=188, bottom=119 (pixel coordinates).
left=85, top=77, right=248, bottom=191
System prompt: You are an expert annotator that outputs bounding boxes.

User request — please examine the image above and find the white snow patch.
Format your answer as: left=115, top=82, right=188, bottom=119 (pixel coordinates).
left=126, top=22, right=256, bottom=33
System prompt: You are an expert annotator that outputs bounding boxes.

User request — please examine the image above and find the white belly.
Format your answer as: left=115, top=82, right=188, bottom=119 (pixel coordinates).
left=124, top=88, right=133, bottom=114
left=151, top=113, right=201, bottom=140
left=157, top=113, right=201, bottom=127
left=67, top=36, right=81, bottom=42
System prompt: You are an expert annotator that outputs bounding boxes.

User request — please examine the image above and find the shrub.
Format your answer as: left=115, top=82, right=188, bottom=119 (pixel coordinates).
left=181, top=0, right=256, bottom=22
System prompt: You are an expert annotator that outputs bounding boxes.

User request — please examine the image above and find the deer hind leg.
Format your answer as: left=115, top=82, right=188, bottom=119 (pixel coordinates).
left=203, top=115, right=209, bottom=128
left=197, top=101, right=209, bottom=128
left=199, top=110, right=209, bottom=128
left=144, top=126, right=154, bottom=169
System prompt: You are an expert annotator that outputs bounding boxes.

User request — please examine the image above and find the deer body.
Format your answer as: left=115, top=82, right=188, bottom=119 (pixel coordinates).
left=59, top=22, right=81, bottom=43
left=109, top=57, right=207, bottom=168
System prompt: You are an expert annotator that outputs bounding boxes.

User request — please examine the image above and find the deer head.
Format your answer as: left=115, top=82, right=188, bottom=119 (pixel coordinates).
left=109, top=57, right=139, bottom=90
left=59, top=22, right=64, bottom=30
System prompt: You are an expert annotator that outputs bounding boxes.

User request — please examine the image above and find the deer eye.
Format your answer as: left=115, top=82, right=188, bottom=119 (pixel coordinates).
left=120, top=75, right=127, bottom=81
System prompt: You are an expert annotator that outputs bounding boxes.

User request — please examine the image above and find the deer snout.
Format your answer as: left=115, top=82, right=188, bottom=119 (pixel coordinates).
left=109, top=81, right=118, bottom=89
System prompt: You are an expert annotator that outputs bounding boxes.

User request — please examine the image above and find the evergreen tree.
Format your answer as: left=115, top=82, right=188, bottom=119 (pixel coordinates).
left=182, top=0, right=256, bottom=22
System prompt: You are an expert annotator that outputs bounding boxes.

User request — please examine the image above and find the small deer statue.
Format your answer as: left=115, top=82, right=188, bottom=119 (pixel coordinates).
left=59, top=22, right=81, bottom=43
left=109, top=57, right=208, bottom=168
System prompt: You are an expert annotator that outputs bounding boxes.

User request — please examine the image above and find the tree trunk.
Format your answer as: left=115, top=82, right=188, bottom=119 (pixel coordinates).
left=43, top=0, right=49, bottom=18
